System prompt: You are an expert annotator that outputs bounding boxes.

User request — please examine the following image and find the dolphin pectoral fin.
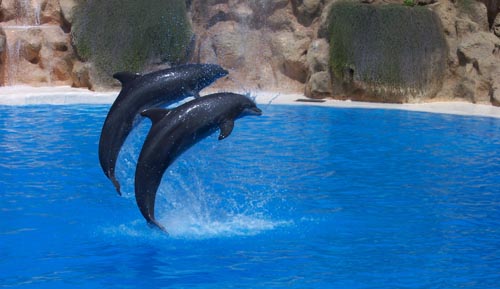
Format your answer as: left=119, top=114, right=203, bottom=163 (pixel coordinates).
left=218, top=119, right=234, bottom=140
left=113, top=72, right=141, bottom=87
left=141, top=108, right=172, bottom=125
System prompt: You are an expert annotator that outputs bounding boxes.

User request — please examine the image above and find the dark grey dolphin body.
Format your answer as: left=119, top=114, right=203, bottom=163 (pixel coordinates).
left=135, top=93, right=262, bottom=231
left=98, top=64, right=228, bottom=195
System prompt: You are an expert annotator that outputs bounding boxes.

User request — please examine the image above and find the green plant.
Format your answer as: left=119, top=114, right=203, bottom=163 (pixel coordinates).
left=328, top=1, right=448, bottom=98
left=403, top=0, right=416, bottom=7
left=71, top=0, right=193, bottom=82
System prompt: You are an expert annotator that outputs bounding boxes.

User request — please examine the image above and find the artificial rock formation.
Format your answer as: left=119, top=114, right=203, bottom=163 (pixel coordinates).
left=327, top=2, right=449, bottom=103
left=0, top=0, right=499, bottom=105
left=0, top=0, right=91, bottom=88
left=432, top=0, right=500, bottom=105
left=189, top=0, right=500, bottom=105
left=188, top=0, right=318, bottom=93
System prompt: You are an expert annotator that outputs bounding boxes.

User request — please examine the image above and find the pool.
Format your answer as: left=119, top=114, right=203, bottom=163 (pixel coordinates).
left=1, top=104, right=499, bottom=288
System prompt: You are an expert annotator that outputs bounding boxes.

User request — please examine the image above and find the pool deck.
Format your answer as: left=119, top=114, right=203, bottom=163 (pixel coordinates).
left=1, top=85, right=500, bottom=119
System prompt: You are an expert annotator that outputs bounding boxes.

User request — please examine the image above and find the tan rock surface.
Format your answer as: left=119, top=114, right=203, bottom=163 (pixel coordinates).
left=0, top=0, right=498, bottom=106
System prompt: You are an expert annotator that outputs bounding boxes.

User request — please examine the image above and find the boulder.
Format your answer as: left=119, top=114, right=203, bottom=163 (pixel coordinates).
left=458, top=0, right=489, bottom=32
left=209, top=21, right=245, bottom=69
left=306, top=71, right=333, bottom=98
left=39, top=0, right=64, bottom=25
left=59, top=0, right=78, bottom=24
left=249, top=0, right=288, bottom=14
left=478, top=0, right=500, bottom=27
left=456, top=18, right=484, bottom=37
left=492, top=84, right=500, bottom=106
left=457, top=32, right=500, bottom=76
left=267, top=6, right=294, bottom=31
left=22, top=38, right=41, bottom=64
left=306, top=38, right=329, bottom=73
left=291, top=0, right=322, bottom=26
left=71, top=61, right=92, bottom=89
left=17, top=29, right=43, bottom=64
left=305, top=38, right=332, bottom=98
left=52, top=58, right=72, bottom=81
left=232, top=3, right=253, bottom=25
left=494, top=13, right=500, bottom=37
left=271, top=31, right=311, bottom=83
left=0, top=0, right=18, bottom=23
left=456, top=32, right=500, bottom=104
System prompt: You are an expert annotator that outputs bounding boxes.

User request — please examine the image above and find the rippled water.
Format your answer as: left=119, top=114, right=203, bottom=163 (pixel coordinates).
left=0, top=104, right=499, bottom=288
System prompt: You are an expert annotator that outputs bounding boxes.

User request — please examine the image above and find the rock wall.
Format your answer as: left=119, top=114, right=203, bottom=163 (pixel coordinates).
left=0, top=28, right=5, bottom=83
left=188, top=0, right=500, bottom=105
left=187, top=0, right=316, bottom=93
left=0, top=0, right=91, bottom=88
left=432, top=0, right=500, bottom=105
left=0, top=0, right=499, bottom=105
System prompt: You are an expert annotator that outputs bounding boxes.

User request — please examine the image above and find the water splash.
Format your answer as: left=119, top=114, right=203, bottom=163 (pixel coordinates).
left=6, top=39, right=22, bottom=86
left=15, top=0, right=41, bottom=26
left=33, top=0, right=41, bottom=26
left=158, top=212, right=291, bottom=239
left=113, top=117, right=291, bottom=239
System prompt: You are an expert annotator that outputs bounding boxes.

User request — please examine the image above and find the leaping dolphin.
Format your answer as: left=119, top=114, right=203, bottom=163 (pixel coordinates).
left=135, top=93, right=262, bottom=232
left=98, top=64, right=228, bottom=195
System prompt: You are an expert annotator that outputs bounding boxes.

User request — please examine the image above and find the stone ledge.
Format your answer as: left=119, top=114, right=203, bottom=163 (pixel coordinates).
left=1, top=86, right=499, bottom=119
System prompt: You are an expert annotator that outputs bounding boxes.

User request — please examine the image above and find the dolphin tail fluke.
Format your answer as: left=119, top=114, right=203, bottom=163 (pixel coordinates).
left=147, top=219, right=169, bottom=234
left=110, top=174, right=122, bottom=196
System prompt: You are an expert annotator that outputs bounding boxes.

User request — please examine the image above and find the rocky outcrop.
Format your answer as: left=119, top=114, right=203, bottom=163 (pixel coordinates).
left=188, top=0, right=315, bottom=93
left=493, top=11, right=500, bottom=36
left=0, top=0, right=499, bottom=106
left=0, top=29, right=5, bottom=83
left=432, top=0, right=500, bottom=105
left=0, top=0, right=92, bottom=88
left=305, top=38, right=333, bottom=98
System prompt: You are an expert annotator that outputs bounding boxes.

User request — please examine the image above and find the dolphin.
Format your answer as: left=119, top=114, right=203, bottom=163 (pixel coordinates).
left=135, top=93, right=262, bottom=232
left=98, top=64, right=228, bottom=195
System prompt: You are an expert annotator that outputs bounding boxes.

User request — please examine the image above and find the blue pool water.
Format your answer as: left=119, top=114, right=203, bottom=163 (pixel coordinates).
left=1, top=104, right=499, bottom=288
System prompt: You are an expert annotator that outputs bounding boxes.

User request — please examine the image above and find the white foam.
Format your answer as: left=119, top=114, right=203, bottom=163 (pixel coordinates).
left=158, top=213, right=292, bottom=239
left=100, top=215, right=291, bottom=240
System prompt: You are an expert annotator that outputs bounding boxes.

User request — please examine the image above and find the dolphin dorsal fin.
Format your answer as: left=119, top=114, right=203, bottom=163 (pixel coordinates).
left=140, top=108, right=171, bottom=125
left=113, top=71, right=141, bottom=87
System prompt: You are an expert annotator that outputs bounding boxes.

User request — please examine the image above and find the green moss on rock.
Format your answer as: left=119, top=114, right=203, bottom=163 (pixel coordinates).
left=72, top=0, right=193, bottom=82
left=328, top=1, right=448, bottom=102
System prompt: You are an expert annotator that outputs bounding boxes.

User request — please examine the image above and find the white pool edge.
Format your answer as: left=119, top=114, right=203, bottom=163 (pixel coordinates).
left=1, top=85, right=500, bottom=119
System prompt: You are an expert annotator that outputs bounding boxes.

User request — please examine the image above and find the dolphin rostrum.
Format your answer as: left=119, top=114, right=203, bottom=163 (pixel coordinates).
left=98, top=64, right=228, bottom=195
left=135, top=93, right=262, bottom=232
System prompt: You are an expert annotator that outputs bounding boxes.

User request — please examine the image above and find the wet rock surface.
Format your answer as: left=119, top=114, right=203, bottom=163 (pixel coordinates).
left=0, top=0, right=86, bottom=87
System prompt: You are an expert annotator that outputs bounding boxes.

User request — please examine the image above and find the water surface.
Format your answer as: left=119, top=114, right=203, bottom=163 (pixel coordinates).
left=1, top=104, right=499, bottom=288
